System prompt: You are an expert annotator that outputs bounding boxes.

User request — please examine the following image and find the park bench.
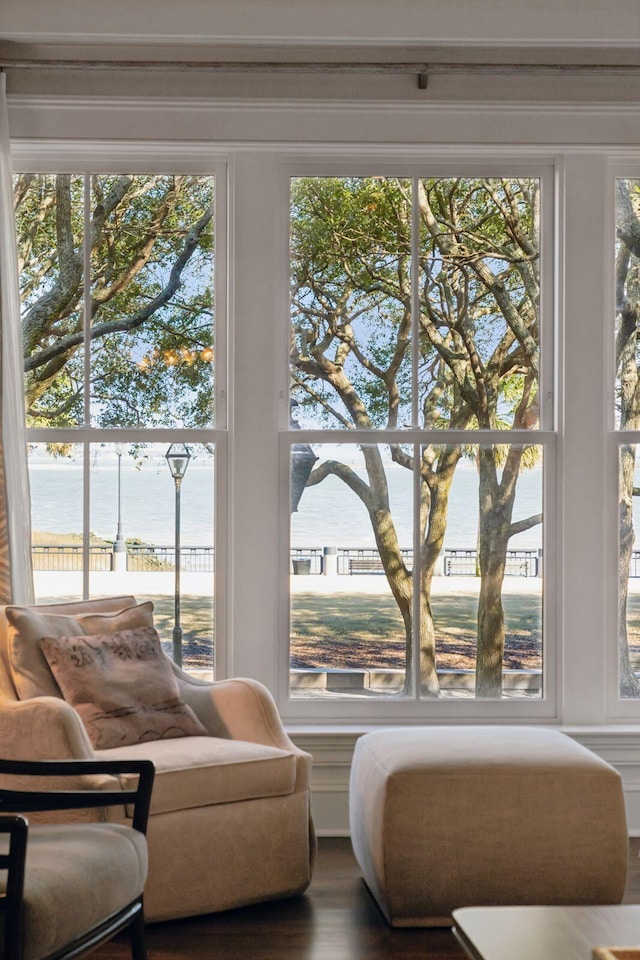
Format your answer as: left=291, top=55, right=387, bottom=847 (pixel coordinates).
left=348, top=556, right=385, bottom=574
left=444, top=548, right=539, bottom=577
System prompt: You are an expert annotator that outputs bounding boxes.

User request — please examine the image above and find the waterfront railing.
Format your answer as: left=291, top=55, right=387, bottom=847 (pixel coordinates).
left=32, top=543, right=554, bottom=577
left=32, top=544, right=114, bottom=571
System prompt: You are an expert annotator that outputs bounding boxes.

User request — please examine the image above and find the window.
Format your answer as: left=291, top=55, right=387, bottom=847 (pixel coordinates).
left=287, top=172, right=554, bottom=704
left=10, top=125, right=637, bottom=729
left=616, top=175, right=640, bottom=699
left=16, top=169, right=221, bottom=677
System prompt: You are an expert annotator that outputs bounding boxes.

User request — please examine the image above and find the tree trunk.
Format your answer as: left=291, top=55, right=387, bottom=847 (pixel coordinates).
left=419, top=577, right=439, bottom=695
left=371, top=514, right=440, bottom=697
left=475, top=447, right=514, bottom=698
left=476, top=560, right=507, bottom=697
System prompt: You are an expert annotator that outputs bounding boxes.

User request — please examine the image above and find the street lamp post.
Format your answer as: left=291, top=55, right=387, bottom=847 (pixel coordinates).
left=113, top=443, right=127, bottom=572
left=165, top=443, right=192, bottom=666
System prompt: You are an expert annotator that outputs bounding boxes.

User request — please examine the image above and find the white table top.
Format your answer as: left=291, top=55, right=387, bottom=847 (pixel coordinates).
left=453, top=905, right=640, bottom=960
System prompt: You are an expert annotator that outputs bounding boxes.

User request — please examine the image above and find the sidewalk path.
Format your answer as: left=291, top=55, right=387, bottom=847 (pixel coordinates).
left=34, top=569, right=543, bottom=601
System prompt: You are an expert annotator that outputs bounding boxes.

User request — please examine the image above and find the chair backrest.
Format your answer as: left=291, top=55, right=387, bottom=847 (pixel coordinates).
left=0, top=596, right=137, bottom=700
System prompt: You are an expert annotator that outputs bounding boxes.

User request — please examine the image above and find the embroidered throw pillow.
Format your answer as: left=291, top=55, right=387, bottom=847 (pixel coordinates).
left=4, top=597, right=141, bottom=700
left=39, top=626, right=208, bottom=749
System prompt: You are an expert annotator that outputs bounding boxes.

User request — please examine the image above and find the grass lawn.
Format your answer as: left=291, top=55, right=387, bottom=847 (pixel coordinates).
left=292, top=588, right=542, bottom=672
left=140, top=595, right=215, bottom=669
left=37, top=580, right=546, bottom=673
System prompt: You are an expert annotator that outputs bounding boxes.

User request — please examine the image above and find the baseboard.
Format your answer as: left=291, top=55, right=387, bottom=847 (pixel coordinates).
left=292, top=727, right=640, bottom=836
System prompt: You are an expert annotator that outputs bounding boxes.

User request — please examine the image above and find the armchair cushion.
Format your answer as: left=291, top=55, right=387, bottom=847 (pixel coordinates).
left=74, top=600, right=155, bottom=636
left=4, top=609, right=85, bottom=700
left=4, top=599, right=152, bottom=701
left=3, top=822, right=147, bottom=960
left=40, top=627, right=207, bottom=750
left=96, top=736, right=298, bottom=815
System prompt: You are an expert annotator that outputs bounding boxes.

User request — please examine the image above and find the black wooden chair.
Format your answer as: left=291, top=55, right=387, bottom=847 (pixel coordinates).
left=0, top=757, right=155, bottom=960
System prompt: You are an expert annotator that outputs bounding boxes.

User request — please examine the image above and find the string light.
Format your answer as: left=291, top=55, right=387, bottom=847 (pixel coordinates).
left=135, top=347, right=214, bottom=372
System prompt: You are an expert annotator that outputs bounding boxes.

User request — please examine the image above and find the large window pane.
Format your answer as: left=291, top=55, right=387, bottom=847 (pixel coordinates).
left=291, top=444, right=543, bottom=698
left=615, top=179, right=640, bottom=697
left=89, top=443, right=215, bottom=676
left=418, top=178, right=541, bottom=431
left=290, top=177, right=412, bottom=430
left=615, top=179, right=640, bottom=432
left=89, top=175, right=215, bottom=428
left=15, top=174, right=85, bottom=427
left=29, top=443, right=84, bottom=601
left=429, top=444, right=543, bottom=700
left=15, top=173, right=215, bottom=430
left=290, top=440, right=543, bottom=699
left=290, top=443, right=412, bottom=697
left=618, top=444, right=640, bottom=697
left=29, top=441, right=215, bottom=675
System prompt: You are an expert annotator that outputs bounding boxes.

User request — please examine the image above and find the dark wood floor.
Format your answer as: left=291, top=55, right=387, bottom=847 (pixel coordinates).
left=94, top=837, right=640, bottom=960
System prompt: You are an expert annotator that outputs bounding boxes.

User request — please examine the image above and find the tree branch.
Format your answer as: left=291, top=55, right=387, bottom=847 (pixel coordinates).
left=24, top=204, right=213, bottom=374
left=508, top=513, right=543, bottom=538
left=306, top=459, right=373, bottom=508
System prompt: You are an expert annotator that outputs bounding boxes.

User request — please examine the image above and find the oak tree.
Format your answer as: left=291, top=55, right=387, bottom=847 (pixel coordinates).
left=290, top=176, right=541, bottom=696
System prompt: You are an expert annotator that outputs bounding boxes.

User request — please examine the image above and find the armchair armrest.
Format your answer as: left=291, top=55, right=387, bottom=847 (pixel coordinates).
left=175, top=673, right=292, bottom=745
left=173, top=673, right=312, bottom=791
left=0, top=694, right=94, bottom=761
left=0, top=758, right=155, bottom=834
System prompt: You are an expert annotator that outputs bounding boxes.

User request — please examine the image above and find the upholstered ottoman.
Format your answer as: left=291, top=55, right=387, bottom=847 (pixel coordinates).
left=349, top=727, right=628, bottom=927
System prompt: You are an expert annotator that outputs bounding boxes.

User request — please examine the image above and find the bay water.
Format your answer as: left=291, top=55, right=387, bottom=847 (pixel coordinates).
left=29, top=448, right=545, bottom=550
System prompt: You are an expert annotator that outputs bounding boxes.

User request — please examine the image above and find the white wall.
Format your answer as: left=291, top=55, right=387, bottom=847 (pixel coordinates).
left=2, top=0, right=639, bottom=46
left=5, top=0, right=640, bottom=837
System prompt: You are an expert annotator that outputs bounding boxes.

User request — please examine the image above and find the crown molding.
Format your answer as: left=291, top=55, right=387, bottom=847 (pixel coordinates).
left=2, top=0, right=639, bottom=49
left=7, top=94, right=640, bottom=115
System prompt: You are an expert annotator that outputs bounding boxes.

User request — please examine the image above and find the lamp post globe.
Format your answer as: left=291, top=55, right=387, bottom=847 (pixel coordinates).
left=165, top=443, right=192, bottom=482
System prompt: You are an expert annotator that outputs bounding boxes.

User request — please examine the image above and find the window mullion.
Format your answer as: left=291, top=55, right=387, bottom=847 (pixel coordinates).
left=411, top=176, right=420, bottom=431
left=410, top=180, right=421, bottom=699
left=82, top=442, right=90, bottom=599
left=412, top=441, right=421, bottom=698
left=82, top=174, right=91, bottom=598
left=83, top=173, right=91, bottom=428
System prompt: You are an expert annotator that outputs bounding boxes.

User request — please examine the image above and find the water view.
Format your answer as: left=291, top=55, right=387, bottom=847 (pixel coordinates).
left=30, top=447, right=544, bottom=551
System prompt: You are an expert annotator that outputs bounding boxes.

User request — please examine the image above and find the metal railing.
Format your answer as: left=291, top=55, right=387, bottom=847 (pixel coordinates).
left=32, top=545, right=114, bottom=572
left=126, top=545, right=215, bottom=572
left=444, top=548, right=541, bottom=577
left=32, top=543, right=545, bottom=577
left=31, top=544, right=215, bottom=573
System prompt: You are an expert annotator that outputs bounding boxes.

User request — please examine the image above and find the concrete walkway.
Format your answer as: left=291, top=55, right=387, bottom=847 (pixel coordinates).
left=34, top=569, right=545, bottom=601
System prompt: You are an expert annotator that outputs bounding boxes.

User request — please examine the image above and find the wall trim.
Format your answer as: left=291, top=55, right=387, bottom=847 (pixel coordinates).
left=291, top=727, right=640, bottom=836
left=8, top=94, right=640, bottom=116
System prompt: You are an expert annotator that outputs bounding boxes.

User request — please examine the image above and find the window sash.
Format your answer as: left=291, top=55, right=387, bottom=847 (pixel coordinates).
left=280, top=162, right=557, bottom=720
left=16, top=157, right=226, bottom=676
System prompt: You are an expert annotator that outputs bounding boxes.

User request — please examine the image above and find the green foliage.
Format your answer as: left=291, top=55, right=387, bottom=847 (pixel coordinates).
left=290, top=175, right=540, bottom=434
left=14, top=173, right=214, bottom=429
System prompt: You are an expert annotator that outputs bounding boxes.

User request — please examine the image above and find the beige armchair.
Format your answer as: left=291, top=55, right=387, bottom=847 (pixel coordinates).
left=0, top=597, right=315, bottom=923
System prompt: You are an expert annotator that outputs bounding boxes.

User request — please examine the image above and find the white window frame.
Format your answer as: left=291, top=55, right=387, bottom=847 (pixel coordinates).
left=14, top=146, right=229, bottom=678
left=606, top=160, right=640, bottom=720
left=8, top=101, right=640, bottom=729
left=275, top=156, right=559, bottom=724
